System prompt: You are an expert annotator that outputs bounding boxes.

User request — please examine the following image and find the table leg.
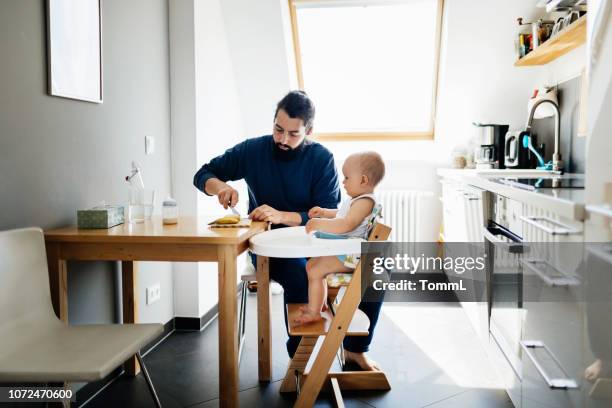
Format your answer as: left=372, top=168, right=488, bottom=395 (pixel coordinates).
left=45, top=242, right=68, bottom=322
left=218, top=245, right=239, bottom=408
left=256, top=256, right=272, bottom=381
left=122, top=261, right=140, bottom=376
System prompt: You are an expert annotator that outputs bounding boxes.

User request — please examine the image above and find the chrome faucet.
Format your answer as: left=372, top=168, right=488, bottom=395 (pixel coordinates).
left=525, top=99, right=563, bottom=173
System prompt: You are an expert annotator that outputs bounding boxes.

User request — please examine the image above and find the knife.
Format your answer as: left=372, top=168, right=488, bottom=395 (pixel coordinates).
left=230, top=205, right=241, bottom=218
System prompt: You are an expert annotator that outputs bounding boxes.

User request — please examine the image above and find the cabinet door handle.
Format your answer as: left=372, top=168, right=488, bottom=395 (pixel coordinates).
left=521, top=259, right=580, bottom=287
left=586, top=204, right=612, bottom=219
left=520, top=340, right=579, bottom=389
left=520, top=216, right=582, bottom=236
left=463, top=193, right=480, bottom=201
left=483, top=227, right=523, bottom=253
left=587, top=245, right=612, bottom=264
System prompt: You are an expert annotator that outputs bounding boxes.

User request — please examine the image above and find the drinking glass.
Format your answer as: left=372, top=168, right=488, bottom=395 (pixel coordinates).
left=128, top=188, right=155, bottom=223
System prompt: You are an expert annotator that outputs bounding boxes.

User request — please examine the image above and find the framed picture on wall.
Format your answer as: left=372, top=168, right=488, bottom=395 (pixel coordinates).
left=46, top=0, right=103, bottom=103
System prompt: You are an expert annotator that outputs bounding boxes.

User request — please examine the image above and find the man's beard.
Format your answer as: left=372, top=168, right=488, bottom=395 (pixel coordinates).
left=272, top=140, right=304, bottom=161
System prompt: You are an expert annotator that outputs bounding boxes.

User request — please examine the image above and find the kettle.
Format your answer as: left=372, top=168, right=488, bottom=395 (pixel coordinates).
left=504, top=130, right=542, bottom=169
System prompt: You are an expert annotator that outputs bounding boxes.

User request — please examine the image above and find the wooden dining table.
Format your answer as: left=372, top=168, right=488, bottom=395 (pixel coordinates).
left=44, top=216, right=267, bottom=408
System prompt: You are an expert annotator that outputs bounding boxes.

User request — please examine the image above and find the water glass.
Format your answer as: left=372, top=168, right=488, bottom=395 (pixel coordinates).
left=128, top=188, right=155, bottom=223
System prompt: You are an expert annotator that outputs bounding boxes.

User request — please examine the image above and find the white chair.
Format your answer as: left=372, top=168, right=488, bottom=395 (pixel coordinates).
left=0, top=228, right=164, bottom=407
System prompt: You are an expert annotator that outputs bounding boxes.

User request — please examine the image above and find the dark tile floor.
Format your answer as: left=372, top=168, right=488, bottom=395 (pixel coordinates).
left=81, top=294, right=515, bottom=408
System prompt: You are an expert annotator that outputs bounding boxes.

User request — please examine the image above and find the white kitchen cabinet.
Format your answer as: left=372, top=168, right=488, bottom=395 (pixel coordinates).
left=440, top=179, right=485, bottom=242
left=463, top=184, right=486, bottom=242
left=440, top=177, right=489, bottom=343
left=441, top=179, right=468, bottom=242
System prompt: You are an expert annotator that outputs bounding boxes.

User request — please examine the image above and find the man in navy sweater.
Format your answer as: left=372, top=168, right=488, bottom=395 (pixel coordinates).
left=193, top=91, right=383, bottom=371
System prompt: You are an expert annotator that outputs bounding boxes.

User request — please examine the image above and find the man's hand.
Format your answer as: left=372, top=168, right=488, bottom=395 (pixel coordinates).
left=249, top=204, right=285, bottom=224
left=308, top=206, right=325, bottom=218
left=305, top=218, right=321, bottom=234
left=217, top=186, right=239, bottom=209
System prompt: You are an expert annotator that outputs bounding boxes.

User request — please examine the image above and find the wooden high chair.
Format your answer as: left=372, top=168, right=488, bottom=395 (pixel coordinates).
left=252, top=223, right=392, bottom=407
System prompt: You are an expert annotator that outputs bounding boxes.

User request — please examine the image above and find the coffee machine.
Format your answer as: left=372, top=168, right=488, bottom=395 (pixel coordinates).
left=472, top=123, right=509, bottom=169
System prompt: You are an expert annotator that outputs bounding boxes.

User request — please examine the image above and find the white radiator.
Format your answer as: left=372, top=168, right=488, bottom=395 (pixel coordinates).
left=378, top=190, right=433, bottom=242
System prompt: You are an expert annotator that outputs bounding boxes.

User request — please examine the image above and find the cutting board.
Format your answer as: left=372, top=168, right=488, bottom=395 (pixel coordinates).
left=208, top=218, right=252, bottom=228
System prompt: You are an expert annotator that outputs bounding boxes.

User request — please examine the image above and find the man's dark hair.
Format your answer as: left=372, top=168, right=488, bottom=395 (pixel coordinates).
left=274, top=90, right=315, bottom=132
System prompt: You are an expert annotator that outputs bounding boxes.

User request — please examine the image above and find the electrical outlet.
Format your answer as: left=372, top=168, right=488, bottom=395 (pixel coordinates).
left=146, top=283, right=161, bottom=305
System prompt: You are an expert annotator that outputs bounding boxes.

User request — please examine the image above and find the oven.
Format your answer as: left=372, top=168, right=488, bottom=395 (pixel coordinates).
left=484, top=193, right=525, bottom=407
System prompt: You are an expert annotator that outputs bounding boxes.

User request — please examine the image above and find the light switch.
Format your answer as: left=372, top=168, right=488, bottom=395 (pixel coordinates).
left=145, top=136, right=155, bottom=155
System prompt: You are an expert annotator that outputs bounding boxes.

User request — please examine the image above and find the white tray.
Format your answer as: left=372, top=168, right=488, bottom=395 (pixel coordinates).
left=249, top=226, right=363, bottom=258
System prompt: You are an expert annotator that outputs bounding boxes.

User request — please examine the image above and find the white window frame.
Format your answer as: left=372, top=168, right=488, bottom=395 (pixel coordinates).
left=288, top=0, right=444, bottom=141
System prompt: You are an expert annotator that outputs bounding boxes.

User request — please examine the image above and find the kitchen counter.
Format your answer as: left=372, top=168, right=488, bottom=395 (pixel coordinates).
left=436, top=168, right=560, bottom=179
left=437, top=168, right=585, bottom=221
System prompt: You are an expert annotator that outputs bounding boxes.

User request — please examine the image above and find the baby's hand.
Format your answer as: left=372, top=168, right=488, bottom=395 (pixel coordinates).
left=308, top=206, right=324, bottom=218
left=305, top=219, right=319, bottom=234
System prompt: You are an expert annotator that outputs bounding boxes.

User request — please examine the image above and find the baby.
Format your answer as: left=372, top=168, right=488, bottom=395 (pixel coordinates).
left=297, top=151, right=385, bottom=325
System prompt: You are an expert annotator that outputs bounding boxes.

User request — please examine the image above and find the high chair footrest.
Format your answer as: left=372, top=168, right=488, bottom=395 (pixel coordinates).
left=298, top=371, right=392, bottom=391
left=287, top=304, right=370, bottom=336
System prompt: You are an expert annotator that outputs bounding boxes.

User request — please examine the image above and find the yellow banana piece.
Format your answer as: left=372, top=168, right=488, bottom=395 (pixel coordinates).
left=213, top=214, right=241, bottom=224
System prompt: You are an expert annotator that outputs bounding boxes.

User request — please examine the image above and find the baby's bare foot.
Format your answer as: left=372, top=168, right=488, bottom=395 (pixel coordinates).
left=293, top=310, right=323, bottom=325
left=299, top=303, right=328, bottom=313
left=344, top=350, right=381, bottom=371
left=585, top=359, right=603, bottom=382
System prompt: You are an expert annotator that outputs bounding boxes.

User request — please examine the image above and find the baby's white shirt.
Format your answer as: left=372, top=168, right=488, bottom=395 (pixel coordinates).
left=335, top=193, right=378, bottom=239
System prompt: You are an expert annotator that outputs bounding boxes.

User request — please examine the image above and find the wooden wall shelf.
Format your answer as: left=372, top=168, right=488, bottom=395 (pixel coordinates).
left=515, top=14, right=586, bottom=66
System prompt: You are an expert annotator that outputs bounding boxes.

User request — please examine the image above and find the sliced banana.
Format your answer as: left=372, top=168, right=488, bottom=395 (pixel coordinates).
left=213, top=214, right=241, bottom=224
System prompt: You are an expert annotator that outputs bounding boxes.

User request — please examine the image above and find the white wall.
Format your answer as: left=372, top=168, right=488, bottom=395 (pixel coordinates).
left=194, top=0, right=245, bottom=315
left=169, top=0, right=200, bottom=319
left=0, top=0, right=174, bottom=326
left=436, top=0, right=537, bottom=153
left=219, top=0, right=295, bottom=137
left=169, top=0, right=246, bottom=318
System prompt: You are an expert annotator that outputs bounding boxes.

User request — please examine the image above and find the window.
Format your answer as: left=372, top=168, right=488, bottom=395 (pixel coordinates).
left=289, top=0, right=443, bottom=141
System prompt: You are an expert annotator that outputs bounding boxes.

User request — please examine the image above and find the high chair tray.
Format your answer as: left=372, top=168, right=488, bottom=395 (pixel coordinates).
left=249, top=226, right=363, bottom=258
